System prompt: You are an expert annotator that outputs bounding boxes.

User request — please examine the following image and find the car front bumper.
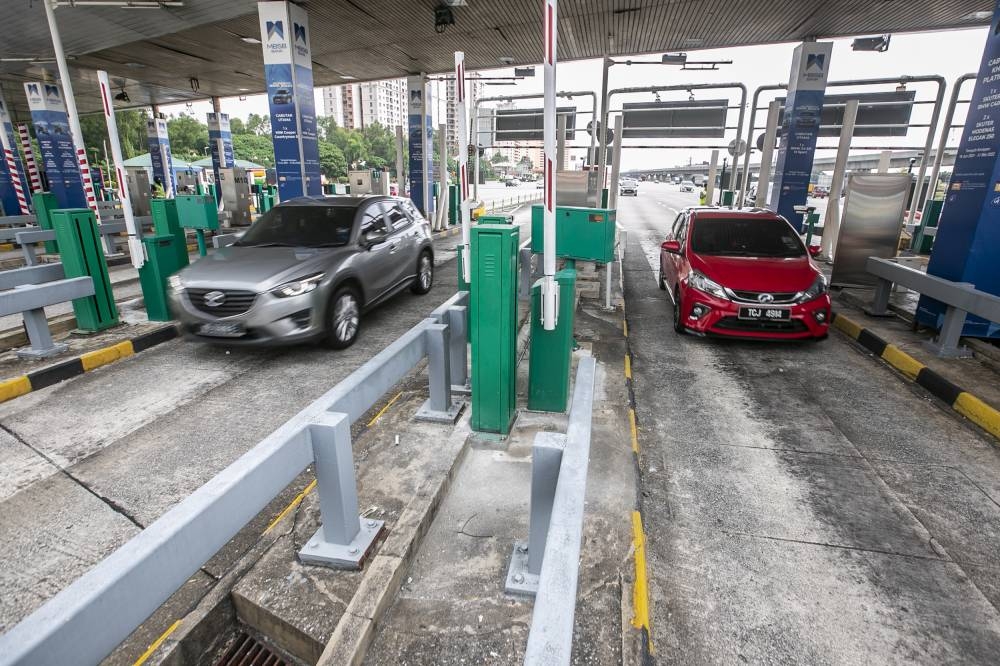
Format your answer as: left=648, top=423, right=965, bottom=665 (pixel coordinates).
left=169, top=288, right=327, bottom=346
left=679, top=290, right=831, bottom=340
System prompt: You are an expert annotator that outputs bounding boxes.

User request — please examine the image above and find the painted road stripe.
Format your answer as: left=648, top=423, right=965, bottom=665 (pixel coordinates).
left=0, top=376, right=31, bottom=402
left=954, top=393, right=1000, bottom=441
left=264, top=479, right=317, bottom=534
left=630, top=511, right=654, bottom=651
left=80, top=340, right=134, bottom=371
left=367, top=391, right=403, bottom=427
left=624, top=354, right=632, bottom=379
left=629, top=408, right=639, bottom=453
left=132, top=619, right=182, bottom=666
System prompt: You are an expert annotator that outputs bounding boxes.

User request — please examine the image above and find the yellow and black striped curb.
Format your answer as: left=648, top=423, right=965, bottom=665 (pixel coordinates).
left=831, top=312, right=1000, bottom=441
left=0, top=325, right=179, bottom=405
left=431, top=227, right=462, bottom=239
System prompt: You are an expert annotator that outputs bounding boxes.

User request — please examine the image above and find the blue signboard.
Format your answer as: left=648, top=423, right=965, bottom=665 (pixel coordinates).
left=768, top=42, right=833, bottom=230
left=918, top=0, right=1000, bottom=339
left=207, top=112, right=234, bottom=204
left=408, top=74, right=434, bottom=216
left=146, top=116, right=175, bottom=197
left=258, top=0, right=320, bottom=201
left=0, top=95, right=29, bottom=215
left=24, top=81, right=86, bottom=210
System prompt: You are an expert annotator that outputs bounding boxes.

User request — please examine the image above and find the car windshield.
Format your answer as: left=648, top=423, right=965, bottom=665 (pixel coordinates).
left=690, top=217, right=806, bottom=258
left=235, top=205, right=356, bottom=248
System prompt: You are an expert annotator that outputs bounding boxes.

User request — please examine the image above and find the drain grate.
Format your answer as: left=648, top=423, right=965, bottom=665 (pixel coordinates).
left=215, top=632, right=287, bottom=666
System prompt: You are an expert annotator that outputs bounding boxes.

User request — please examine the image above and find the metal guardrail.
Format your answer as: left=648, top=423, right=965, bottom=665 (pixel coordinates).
left=505, top=356, right=597, bottom=664
left=15, top=218, right=155, bottom=265
left=0, top=291, right=470, bottom=666
left=867, top=257, right=1000, bottom=357
left=0, top=264, right=93, bottom=358
left=483, top=191, right=544, bottom=214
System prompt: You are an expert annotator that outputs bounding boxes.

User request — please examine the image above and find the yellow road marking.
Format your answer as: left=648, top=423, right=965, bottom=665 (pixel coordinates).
left=264, top=479, right=317, bottom=534
left=954, top=392, right=1000, bottom=441
left=880, top=345, right=925, bottom=380
left=629, top=408, right=639, bottom=453
left=623, top=318, right=628, bottom=337
left=832, top=314, right=862, bottom=340
left=133, top=619, right=181, bottom=666
left=624, top=354, right=632, bottom=380
left=631, top=511, right=654, bottom=651
left=80, top=340, right=134, bottom=371
left=367, top=391, right=403, bottom=427
left=0, top=376, right=32, bottom=403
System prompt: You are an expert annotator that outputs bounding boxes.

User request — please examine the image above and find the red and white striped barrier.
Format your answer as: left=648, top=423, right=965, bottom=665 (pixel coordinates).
left=17, top=124, right=41, bottom=194
left=77, top=148, right=100, bottom=220
left=3, top=148, right=31, bottom=215
left=541, top=0, right=558, bottom=330
left=455, top=51, right=472, bottom=283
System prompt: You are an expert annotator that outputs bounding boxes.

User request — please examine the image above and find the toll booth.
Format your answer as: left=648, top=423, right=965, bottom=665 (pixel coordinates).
left=529, top=205, right=616, bottom=264
left=125, top=168, right=152, bottom=216
left=218, top=167, right=253, bottom=226
left=347, top=170, right=390, bottom=196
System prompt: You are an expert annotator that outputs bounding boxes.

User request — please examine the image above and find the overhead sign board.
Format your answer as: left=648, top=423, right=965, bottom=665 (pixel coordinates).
left=495, top=106, right=575, bottom=142
left=774, top=90, right=916, bottom=137
left=621, top=99, right=728, bottom=138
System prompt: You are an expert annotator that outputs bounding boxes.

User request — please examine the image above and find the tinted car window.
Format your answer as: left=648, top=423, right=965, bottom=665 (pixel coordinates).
left=690, top=218, right=805, bottom=258
left=360, top=205, right=389, bottom=235
left=384, top=204, right=410, bottom=231
left=236, top=205, right=355, bottom=248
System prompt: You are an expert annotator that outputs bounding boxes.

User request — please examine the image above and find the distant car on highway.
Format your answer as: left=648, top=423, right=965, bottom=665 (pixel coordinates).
left=169, top=196, right=434, bottom=348
left=680, top=181, right=695, bottom=192
left=658, top=207, right=830, bottom=340
left=536, top=180, right=544, bottom=189
left=505, top=178, right=521, bottom=187
left=619, top=179, right=638, bottom=196
left=811, top=186, right=829, bottom=199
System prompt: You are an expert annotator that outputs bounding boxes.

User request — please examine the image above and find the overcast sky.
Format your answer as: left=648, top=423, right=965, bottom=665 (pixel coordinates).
left=161, top=27, right=989, bottom=171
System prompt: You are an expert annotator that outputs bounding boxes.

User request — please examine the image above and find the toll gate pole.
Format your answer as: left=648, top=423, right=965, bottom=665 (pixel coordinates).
left=541, top=0, right=559, bottom=330
left=754, top=101, right=781, bottom=207
left=395, top=125, right=405, bottom=195
left=456, top=52, right=472, bottom=283
left=820, top=99, right=858, bottom=259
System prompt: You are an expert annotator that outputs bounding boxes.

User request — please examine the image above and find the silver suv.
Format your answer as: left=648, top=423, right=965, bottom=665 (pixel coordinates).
left=168, top=195, right=434, bottom=348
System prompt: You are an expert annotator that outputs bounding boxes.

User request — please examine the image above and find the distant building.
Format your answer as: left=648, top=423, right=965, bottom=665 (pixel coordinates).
left=321, top=79, right=407, bottom=130
left=446, top=71, right=484, bottom=157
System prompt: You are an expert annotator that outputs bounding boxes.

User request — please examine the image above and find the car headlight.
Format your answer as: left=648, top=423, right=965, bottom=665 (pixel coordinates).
left=687, top=270, right=729, bottom=300
left=797, top=274, right=829, bottom=303
left=271, top=273, right=324, bottom=298
left=168, top=274, right=184, bottom=294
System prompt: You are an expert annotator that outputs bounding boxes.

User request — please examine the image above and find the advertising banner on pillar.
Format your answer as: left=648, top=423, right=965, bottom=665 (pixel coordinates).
left=258, top=0, right=321, bottom=201
left=207, top=112, right=234, bottom=202
left=408, top=74, right=433, bottom=215
left=146, top=116, right=175, bottom=197
left=918, top=1, right=1000, bottom=338
left=768, top=42, right=832, bottom=230
left=0, top=95, right=28, bottom=215
left=23, top=81, right=86, bottom=210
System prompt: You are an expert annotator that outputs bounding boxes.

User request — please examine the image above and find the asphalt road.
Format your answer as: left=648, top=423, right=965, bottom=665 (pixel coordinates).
left=0, top=222, right=488, bottom=632
left=620, top=182, right=1000, bottom=663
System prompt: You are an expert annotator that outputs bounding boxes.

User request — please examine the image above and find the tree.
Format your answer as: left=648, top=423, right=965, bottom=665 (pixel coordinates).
left=167, top=114, right=209, bottom=160
left=229, top=117, right=246, bottom=135
left=232, top=133, right=274, bottom=168
left=318, top=141, right=347, bottom=179
left=491, top=152, right=508, bottom=164
left=79, top=108, right=149, bottom=161
left=245, top=113, right=270, bottom=136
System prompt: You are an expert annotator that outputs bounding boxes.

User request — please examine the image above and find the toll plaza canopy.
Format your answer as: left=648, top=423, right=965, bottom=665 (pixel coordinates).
left=0, top=0, right=992, bottom=121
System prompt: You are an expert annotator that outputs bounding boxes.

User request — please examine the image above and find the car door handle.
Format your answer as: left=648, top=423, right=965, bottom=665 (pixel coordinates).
left=388, top=242, right=399, bottom=253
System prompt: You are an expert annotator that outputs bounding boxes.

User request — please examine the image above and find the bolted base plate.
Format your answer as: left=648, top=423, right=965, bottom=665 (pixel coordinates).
left=451, top=382, right=472, bottom=396
left=16, top=342, right=68, bottom=359
left=414, top=398, right=465, bottom=424
left=504, top=540, right=539, bottom=597
left=298, top=518, right=385, bottom=570
left=923, top=340, right=974, bottom=359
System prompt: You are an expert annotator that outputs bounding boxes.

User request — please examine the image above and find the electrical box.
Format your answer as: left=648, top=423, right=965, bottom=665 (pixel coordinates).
left=125, top=167, right=151, bottom=216
left=348, top=169, right=391, bottom=196
left=31, top=191, right=59, bottom=254
left=479, top=214, right=513, bottom=225
left=50, top=209, right=118, bottom=331
left=528, top=267, right=577, bottom=412
left=218, top=167, right=253, bottom=226
left=448, top=183, right=460, bottom=226
left=175, top=194, right=220, bottom=231
left=150, top=199, right=190, bottom=270
left=138, top=234, right=185, bottom=322
left=470, top=224, right=520, bottom=434
left=530, top=204, right=616, bottom=263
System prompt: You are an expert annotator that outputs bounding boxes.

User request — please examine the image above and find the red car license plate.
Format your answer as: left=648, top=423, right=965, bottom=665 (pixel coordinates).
left=738, top=307, right=790, bottom=321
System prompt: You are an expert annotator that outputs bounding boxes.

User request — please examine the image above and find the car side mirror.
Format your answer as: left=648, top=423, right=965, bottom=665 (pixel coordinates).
left=662, top=239, right=682, bottom=254
left=363, top=229, right=388, bottom=248
left=807, top=245, right=821, bottom=257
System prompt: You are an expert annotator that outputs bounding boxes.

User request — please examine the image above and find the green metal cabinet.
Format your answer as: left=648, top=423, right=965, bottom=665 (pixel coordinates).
left=528, top=267, right=577, bottom=412
left=150, top=199, right=190, bottom=270
left=448, top=184, right=460, bottom=226
left=470, top=224, right=520, bottom=434
left=175, top=194, right=219, bottom=231
left=138, top=235, right=185, bottom=322
left=32, top=191, right=59, bottom=254
left=51, top=209, right=118, bottom=331
left=913, top=199, right=944, bottom=254
left=530, top=204, right=616, bottom=263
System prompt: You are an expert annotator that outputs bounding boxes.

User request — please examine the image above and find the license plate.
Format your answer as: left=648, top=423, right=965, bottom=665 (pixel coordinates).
left=198, top=322, right=245, bottom=338
left=738, top=307, right=790, bottom=321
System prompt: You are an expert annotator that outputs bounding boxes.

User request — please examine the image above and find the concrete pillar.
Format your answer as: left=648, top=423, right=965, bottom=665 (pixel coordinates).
left=407, top=73, right=434, bottom=217
left=257, top=0, right=321, bottom=200
left=918, top=0, right=1000, bottom=340
left=768, top=41, right=833, bottom=231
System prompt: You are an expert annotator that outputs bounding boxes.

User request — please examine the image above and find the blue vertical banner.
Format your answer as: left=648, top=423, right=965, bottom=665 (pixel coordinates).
left=257, top=0, right=320, bottom=201
left=24, top=81, right=86, bottom=210
left=146, top=115, right=175, bottom=197
left=0, top=94, right=29, bottom=215
left=407, top=74, right=434, bottom=216
left=768, top=42, right=833, bottom=230
left=206, top=112, right=234, bottom=203
left=918, top=0, right=1000, bottom=339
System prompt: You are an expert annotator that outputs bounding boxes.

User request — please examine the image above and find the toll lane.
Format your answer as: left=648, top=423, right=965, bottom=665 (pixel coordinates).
left=618, top=185, right=1000, bottom=664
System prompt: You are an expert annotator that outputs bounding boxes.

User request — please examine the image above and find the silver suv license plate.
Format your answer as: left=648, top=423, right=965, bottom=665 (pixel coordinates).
left=199, top=322, right=245, bottom=338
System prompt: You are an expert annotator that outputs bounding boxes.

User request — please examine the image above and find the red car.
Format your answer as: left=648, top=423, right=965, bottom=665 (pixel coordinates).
left=658, top=208, right=830, bottom=339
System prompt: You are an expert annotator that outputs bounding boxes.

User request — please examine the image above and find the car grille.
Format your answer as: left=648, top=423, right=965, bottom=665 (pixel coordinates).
left=714, top=317, right=809, bottom=333
left=186, top=288, right=257, bottom=317
left=729, top=290, right=799, bottom=304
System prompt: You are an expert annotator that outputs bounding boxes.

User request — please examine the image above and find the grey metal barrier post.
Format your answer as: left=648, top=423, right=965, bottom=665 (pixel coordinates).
left=415, top=322, right=462, bottom=423
left=447, top=305, right=469, bottom=394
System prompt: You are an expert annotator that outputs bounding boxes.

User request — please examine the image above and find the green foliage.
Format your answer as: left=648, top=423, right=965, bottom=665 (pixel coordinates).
left=166, top=114, right=209, bottom=160
left=78, top=109, right=149, bottom=161
left=232, top=133, right=274, bottom=167
left=318, top=141, right=348, bottom=179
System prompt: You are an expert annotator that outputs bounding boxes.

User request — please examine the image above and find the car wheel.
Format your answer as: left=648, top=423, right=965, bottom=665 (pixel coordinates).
left=326, top=286, right=361, bottom=349
left=410, top=250, right=433, bottom=295
left=658, top=269, right=666, bottom=291
left=672, top=289, right=686, bottom=334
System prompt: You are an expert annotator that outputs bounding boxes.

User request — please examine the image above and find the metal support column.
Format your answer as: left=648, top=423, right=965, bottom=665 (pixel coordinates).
left=20, top=309, right=67, bottom=358
left=926, top=73, right=975, bottom=200
left=597, top=54, right=611, bottom=189
left=755, top=101, right=781, bottom=208
left=395, top=124, right=405, bottom=194
left=877, top=150, right=892, bottom=173
left=908, top=76, right=946, bottom=223
left=416, top=322, right=463, bottom=423
left=705, top=150, right=719, bottom=205
left=541, top=0, right=559, bottom=331
left=456, top=52, right=473, bottom=283
left=926, top=305, right=973, bottom=358
left=608, top=115, right=623, bottom=210
left=556, top=115, right=566, bottom=171
left=447, top=305, right=469, bottom=393
left=437, top=123, right=448, bottom=231
left=820, top=99, right=858, bottom=259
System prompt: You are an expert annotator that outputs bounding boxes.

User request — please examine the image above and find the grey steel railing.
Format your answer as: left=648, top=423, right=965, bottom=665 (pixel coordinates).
left=0, top=263, right=94, bottom=358
left=0, top=291, right=470, bottom=666
left=867, top=257, right=1000, bottom=358
left=505, top=356, right=597, bottom=664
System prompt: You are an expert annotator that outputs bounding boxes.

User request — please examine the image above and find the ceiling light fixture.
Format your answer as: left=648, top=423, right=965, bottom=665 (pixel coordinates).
left=53, top=1, right=184, bottom=6
left=241, top=36, right=262, bottom=44
left=852, top=34, right=891, bottom=52
left=965, top=10, right=993, bottom=21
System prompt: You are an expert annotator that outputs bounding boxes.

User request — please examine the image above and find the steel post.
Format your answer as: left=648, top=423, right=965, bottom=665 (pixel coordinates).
left=416, top=322, right=462, bottom=423
left=820, top=99, right=858, bottom=259
left=446, top=305, right=469, bottom=392
left=741, top=85, right=765, bottom=197
left=869, top=278, right=893, bottom=316
left=926, top=306, right=972, bottom=358
left=541, top=0, right=559, bottom=331
left=909, top=76, right=946, bottom=222
left=608, top=115, right=623, bottom=209
left=19, top=309, right=67, bottom=359
left=730, top=84, right=748, bottom=191
left=97, top=70, right=143, bottom=269
left=755, top=101, right=781, bottom=207
left=597, top=54, right=611, bottom=188
left=705, top=150, right=719, bottom=204
left=395, top=124, right=405, bottom=194
left=437, top=123, right=448, bottom=231
left=926, top=73, right=975, bottom=202
left=456, top=52, right=472, bottom=280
